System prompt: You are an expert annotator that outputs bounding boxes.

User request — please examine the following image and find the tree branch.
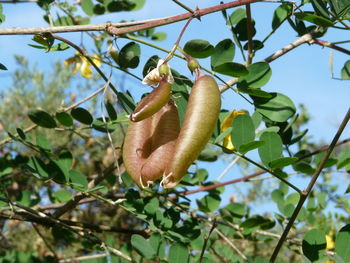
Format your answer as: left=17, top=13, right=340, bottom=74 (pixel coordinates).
left=52, top=161, right=121, bottom=218
left=311, top=38, right=350, bottom=56
left=270, top=107, right=350, bottom=262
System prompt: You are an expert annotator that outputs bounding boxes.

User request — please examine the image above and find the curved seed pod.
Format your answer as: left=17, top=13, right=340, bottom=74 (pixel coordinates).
left=123, top=100, right=180, bottom=188
left=141, top=100, right=180, bottom=186
left=130, top=77, right=171, bottom=122
left=162, top=71, right=221, bottom=188
left=122, top=116, right=152, bottom=187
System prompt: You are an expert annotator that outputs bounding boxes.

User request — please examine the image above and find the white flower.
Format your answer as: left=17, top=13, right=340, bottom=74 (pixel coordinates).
left=142, top=59, right=174, bottom=85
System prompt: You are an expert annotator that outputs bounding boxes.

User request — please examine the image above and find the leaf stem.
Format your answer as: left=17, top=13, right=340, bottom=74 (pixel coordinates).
left=236, top=152, right=302, bottom=194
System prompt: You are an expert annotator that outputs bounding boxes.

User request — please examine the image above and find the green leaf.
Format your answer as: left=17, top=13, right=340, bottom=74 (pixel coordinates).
left=173, top=89, right=188, bottom=127
left=238, top=140, right=265, bottom=154
left=81, top=0, right=94, bottom=15
left=213, top=62, right=248, bottom=77
left=69, top=170, right=88, bottom=190
left=59, top=150, right=73, bottom=170
left=231, top=114, right=255, bottom=150
left=237, top=86, right=272, bottom=98
left=16, top=128, right=26, bottom=140
left=0, top=62, right=7, bottom=70
left=118, top=42, right=141, bottom=69
left=237, top=62, right=272, bottom=89
left=235, top=19, right=256, bottom=41
left=53, top=189, right=72, bottom=202
left=295, top=12, right=334, bottom=27
left=117, top=91, right=136, bottom=114
left=144, top=198, right=159, bottom=216
left=302, top=229, right=326, bottom=262
left=197, top=194, right=221, bottom=213
left=104, top=101, right=117, bottom=121
left=0, top=4, right=5, bottom=24
left=92, top=118, right=118, bottom=133
left=225, top=202, right=247, bottom=218
left=227, top=8, right=246, bottom=25
left=272, top=3, right=292, bottom=30
left=341, top=60, right=350, bottom=80
left=49, top=42, right=69, bottom=52
left=93, top=4, right=106, bottom=15
left=71, top=107, right=93, bottom=125
left=131, top=235, right=156, bottom=259
left=48, top=160, right=69, bottom=184
left=269, top=157, right=298, bottom=169
left=142, top=55, right=160, bottom=77
left=243, top=40, right=264, bottom=51
left=198, top=148, right=218, bottom=162
left=184, top=39, right=214, bottom=58
left=258, top=132, right=283, bottom=166
left=214, top=127, right=232, bottom=144
left=254, top=92, right=296, bottom=122
left=132, top=0, right=146, bottom=11
left=335, top=225, right=350, bottom=262
left=151, top=32, right=167, bottom=41
left=337, top=150, right=350, bottom=169
left=28, top=109, right=57, bottom=128
left=53, top=15, right=74, bottom=26
left=168, top=243, right=189, bottom=263
left=26, top=157, right=49, bottom=179
left=56, top=112, right=73, bottom=126
left=311, top=0, right=330, bottom=18
left=36, top=135, right=51, bottom=151
left=211, top=39, right=235, bottom=68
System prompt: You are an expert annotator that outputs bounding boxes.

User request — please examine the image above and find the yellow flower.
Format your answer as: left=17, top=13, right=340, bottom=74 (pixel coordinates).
left=64, top=53, right=102, bottom=79
left=326, top=233, right=335, bottom=250
left=221, top=110, right=247, bottom=152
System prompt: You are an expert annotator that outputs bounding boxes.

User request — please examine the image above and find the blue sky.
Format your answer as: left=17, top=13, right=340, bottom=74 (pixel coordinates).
left=1, top=1, right=349, bottom=211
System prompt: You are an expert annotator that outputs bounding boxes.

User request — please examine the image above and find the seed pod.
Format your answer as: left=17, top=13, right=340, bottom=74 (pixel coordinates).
left=123, top=100, right=180, bottom=188
left=162, top=71, right=221, bottom=188
left=130, top=77, right=171, bottom=122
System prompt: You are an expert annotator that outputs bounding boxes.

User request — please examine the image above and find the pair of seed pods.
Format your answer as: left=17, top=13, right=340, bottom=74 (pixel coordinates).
left=122, top=69, right=221, bottom=188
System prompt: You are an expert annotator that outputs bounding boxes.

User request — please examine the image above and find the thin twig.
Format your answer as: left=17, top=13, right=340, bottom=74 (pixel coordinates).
left=270, top=107, right=350, bottom=262
left=214, top=228, right=248, bottom=260
left=216, top=156, right=240, bottom=181
left=171, top=0, right=196, bottom=14
left=106, top=0, right=262, bottom=36
left=0, top=197, right=132, bottom=261
left=32, top=223, right=59, bottom=259
left=199, top=218, right=217, bottom=263
left=237, top=153, right=302, bottom=194
left=59, top=253, right=108, bottom=263
left=311, top=38, right=350, bottom=56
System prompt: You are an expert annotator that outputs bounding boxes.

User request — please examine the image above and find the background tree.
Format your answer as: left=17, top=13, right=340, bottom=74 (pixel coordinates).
left=0, top=0, right=350, bottom=262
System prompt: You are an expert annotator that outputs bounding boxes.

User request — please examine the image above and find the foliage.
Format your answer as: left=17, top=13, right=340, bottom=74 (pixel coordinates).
left=0, top=0, right=350, bottom=263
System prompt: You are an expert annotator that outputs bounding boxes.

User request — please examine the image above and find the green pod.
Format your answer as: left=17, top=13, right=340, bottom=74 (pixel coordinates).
left=130, top=77, right=171, bottom=122
left=123, top=100, right=180, bottom=188
left=162, top=72, right=221, bottom=188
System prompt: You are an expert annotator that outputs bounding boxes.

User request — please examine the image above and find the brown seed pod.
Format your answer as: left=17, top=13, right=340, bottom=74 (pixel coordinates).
left=123, top=100, right=180, bottom=188
left=162, top=71, right=221, bottom=188
left=130, top=77, right=171, bottom=122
